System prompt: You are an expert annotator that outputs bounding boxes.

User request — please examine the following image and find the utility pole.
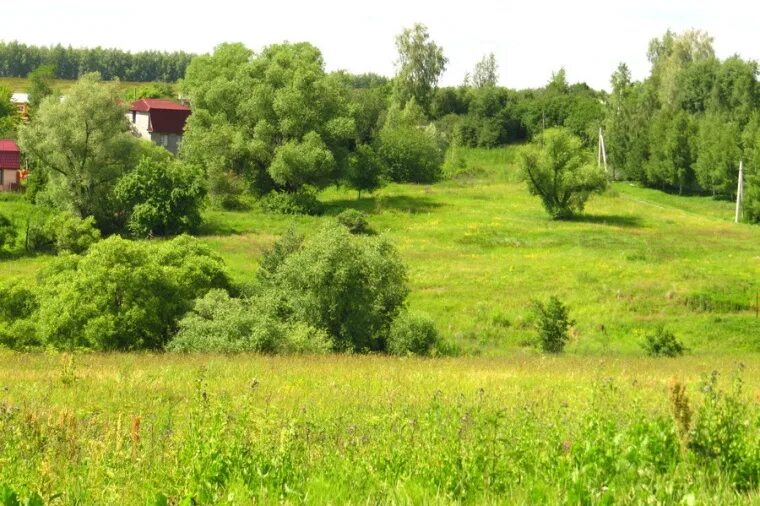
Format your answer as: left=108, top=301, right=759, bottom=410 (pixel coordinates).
left=735, top=160, right=744, bottom=224
left=598, top=128, right=609, bottom=178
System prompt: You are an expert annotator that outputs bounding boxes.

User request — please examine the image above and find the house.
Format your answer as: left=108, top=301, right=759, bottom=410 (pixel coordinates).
left=126, top=98, right=191, bottom=155
left=11, top=93, right=30, bottom=121
left=0, top=139, right=21, bottom=191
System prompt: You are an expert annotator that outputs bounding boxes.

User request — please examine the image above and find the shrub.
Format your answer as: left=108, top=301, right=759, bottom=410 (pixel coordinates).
left=387, top=312, right=441, bottom=356
left=0, top=213, right=16, bottom=251
left=257, top=222, right=409, bottom=352
left=168, top=289, right=332, bottom=354
left=13, top=235, right=230, bottom=350
left=24, top=211, right=100, bottom=254
left=114, top=153, right=206, bottom=237
left=530, top=296, right=573, bottom=353
left=642, top=326, right=686, bottom=357
left=519, top=128, right=607, bottom=219
left=376, top=102, right=444, bottom=184
left=345, top=143, right=387, bottom=198
left=335, top=209, right=374, bottom=235
left=259, top=187, right=324, bottom=215
left=0, top=282, right=39, bottom=348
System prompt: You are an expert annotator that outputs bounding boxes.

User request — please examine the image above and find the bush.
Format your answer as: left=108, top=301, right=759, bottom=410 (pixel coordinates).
left=23, top=211, right=101, bottom=254
left=7, top=235, right=230, bottom=350
left=387, top=312, right=441, bottom=356
left=530, top=296, right=573, bottom=353
left=256, top=222, right=409, bottom=352
left=168, top=289, right=332, bottom=354
left=519, top=128, right=607, bottom=219
left=642, top=326, right=686, bottom=357
left=376, top=101, right=444, bottom=184
left=0, top=282, right=39, bottom=348
left=259, top=187, right=324, bottom=215
left=0, top=213, right=16, bottom=252
left=335, top=209, right=374, bottom=235
left=114, top=152, right=206, bottom=237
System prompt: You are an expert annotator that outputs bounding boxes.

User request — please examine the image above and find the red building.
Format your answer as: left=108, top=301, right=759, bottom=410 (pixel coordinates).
left=0, top=139, right=21, bottom=191
left=126, top=99, right=191, bottom=154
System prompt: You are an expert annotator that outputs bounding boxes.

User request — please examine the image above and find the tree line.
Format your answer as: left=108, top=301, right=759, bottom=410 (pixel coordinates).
left=604, top=30, right=760, bottom=219
left=0, top=41, right=193, bottom=81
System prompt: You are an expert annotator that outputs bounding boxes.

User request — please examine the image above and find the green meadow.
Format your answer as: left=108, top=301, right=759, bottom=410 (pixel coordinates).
left=3, top=146, right=760, bottom=355
left=2, top=148, right=760, bottom=503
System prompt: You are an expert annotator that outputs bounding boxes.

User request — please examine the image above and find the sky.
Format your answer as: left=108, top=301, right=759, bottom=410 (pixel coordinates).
left=3, top=0, right=760, bottom=90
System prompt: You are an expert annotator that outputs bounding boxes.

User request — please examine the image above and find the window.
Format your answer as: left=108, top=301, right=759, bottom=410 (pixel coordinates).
left=161, top=134, right=169, bottom=147
left=132, top=111, right=136, bottom=123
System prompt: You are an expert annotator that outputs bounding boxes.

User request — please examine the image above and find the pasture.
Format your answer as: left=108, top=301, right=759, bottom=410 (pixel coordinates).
left=2, top=146, right=760, bottom=355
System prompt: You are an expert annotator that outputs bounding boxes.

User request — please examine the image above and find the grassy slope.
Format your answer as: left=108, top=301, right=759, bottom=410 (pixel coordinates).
left=2, top=146, right=760, bottom=354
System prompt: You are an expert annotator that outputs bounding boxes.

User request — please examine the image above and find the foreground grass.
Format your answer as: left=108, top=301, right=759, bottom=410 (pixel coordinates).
left=2, top=146, right=760, bottom=354
left=0, top=352, right=758, bottom=504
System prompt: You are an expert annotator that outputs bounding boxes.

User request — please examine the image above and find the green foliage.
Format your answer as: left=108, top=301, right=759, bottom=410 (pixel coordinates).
left=0, top=85, right=19, bottom=137
left=392, top=23, right=447, bottom=115
left=694, top=114, right=741, bottom=197
left=0, top=213, right=16, bottom=252
left=180, top=42, right=355, bottom=200
left=3, top=236, right=230, bottom=350
left=689, top=372, right=760, bottom=491
left=642, top=326, right=686, bottom=357
left=470, top=53, right=498, bottom=88
left=335, top=209, right=374, bottom=235
left=167, top=289, right=332, bottom=354
left=604, top=30, right=760, bottom=203
left=255, top=222, right=409, bottom=352
left=258, top=187, right=324, bottom=215
left=27, top=64, right=55, bottom=109
left=387, top=311, right=441, bottom=355
left=529, top=296, right=573, bottom=353
left=23, top=210, right=100, bottom=254
left=126, top=82, right=175, bottom=100
left=0, top=40, right=192, bottom=81
left=18, top=73, right=140, bottom=233
left=345, top=144, right=386, bottom=198
left=377, top=101, right=444, bottom=183
left=520, top=128, right=607, bottom=219
left=743, top=174, right=760, bottom=223
left=113, top=148, right=206, bottom=237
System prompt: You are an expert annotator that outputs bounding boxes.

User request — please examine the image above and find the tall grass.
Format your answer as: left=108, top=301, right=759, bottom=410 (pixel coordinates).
left=0, top=352, right=758, bottom=503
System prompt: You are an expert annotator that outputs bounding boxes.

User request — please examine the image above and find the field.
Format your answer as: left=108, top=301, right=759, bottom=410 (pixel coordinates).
left=2, top=148, right=760, bottom=503
left=0, top=77, right=169, bottom=96
left=1, top=352, right=759, bottom=504
left=3, top=146, right=759, bottom=355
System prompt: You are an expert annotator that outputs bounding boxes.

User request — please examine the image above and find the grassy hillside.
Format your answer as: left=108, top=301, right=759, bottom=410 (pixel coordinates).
left=2, top=146, right=760, bottom=354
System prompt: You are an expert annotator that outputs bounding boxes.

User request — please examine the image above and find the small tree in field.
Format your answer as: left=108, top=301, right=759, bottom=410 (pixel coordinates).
left=520, top=128, right=607, bottom=219
left=530, top=296, right=573, bottom=353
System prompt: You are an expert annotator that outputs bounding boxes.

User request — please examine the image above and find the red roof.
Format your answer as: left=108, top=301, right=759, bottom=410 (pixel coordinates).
left=130, top=99, right=190, bottom=112
left=0, top=139, right=19, bottom=153
left=130, top=99, right=191, bottom=136
left=0, top=139, right=20, bottom=170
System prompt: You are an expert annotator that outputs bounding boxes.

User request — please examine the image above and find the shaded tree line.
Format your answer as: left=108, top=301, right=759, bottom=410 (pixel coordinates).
left=604, top=29, right=760, bottom=220
left=0, top=41, right=193, bottom=81
left=430, top=66, right=605, bottom=150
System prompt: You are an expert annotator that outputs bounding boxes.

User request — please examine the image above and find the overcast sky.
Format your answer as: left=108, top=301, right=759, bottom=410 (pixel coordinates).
left=3, top=0, right=759, bottom=90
